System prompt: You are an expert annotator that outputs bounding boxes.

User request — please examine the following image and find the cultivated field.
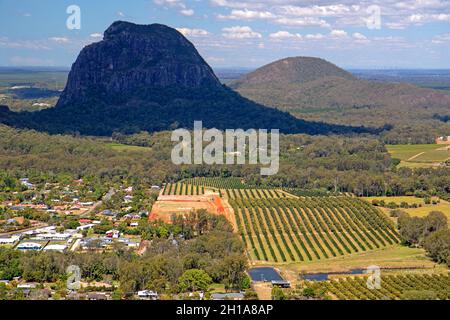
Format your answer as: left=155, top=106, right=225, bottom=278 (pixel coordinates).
left=162, top=182, right=206, bottom=196
left=386, top=144, right=450, bottom=167
left=157, top=179, right=401, bottom=264
left=230, top=193, right=399, bottom=263
left=309, top=273, right=450, bottom=300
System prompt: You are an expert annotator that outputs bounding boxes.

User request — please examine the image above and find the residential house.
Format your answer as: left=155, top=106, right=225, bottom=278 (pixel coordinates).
left=137, top=290, right=158, bottom=300
left=105, top=229, right=120, bottom=238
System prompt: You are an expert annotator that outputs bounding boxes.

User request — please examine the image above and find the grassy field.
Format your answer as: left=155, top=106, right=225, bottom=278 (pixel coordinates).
left=279, top=245, right=441, bottom=274
left=404, top=201, right=450, bottom=220
left=386, top=144, right=450, bottom=167
left=362, top=196, right=427, bottom=205
left=363, top=196, right=450, bottom=220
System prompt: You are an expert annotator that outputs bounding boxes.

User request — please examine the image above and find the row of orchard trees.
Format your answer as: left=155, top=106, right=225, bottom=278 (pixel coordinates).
left=309, top=273, right=450, bottom=300
left=231, top=196, right=399, bottom=263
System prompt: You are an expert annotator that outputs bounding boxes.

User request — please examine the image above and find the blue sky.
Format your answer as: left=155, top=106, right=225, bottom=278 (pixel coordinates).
left=1, top=0, right=450, bottom=69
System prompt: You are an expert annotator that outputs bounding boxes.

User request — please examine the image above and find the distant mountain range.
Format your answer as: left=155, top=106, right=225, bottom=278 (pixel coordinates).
left=230, top=57, right=450, bottom=143
left=0, top=21, right=377, bottom=136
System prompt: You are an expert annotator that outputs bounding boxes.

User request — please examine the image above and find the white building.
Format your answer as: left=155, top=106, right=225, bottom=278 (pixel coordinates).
left=17, top=242, right=42, bottom=250
left=35, top=233, right=72, bottom=241
left=43, top=244, right=68, bottom=252
left=0, top=236, right=20, bottom=244
left=76, top=224, right=95, bottom=231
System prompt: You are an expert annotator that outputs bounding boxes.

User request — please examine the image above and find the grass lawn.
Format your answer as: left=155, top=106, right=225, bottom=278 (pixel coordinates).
left=279, top=245, right=441, bottom=274
left=106, top=143, right=151, bottom=152
left=209, top=283, right=226, bottom=293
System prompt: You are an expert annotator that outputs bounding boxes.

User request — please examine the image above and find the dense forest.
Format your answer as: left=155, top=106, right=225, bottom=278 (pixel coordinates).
left=0, top=85, right=382, bottom=137
left=0, top=125, right=448, bottom=199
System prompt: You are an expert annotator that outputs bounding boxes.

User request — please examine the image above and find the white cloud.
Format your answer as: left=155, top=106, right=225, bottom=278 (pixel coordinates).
left=49, top=37, right=70, bottom=44
left=330, top=29, right=348, bottom=38
left=352, top=32, right=370, bottom=43
left=279, top=4, right=354, bottom=17
left=274, top=16, right=330, bottom=27
left=269, top=31, right=301, bottom=39
left=352, top=32, right=367, bottom=40
left=90, top=33, right=103, bottom=39
left=176, top=28, right=210, bottom=37
left=117, top=11, right=125, bottom=17
left=432, top=33, right=450, bottom=44
left=210, top=0, right=263, bottom=10
left=305, top=33, right=325, bottom=40
left=210, top=0, right=450, bottom=31
left=154, top=0, right=195, bottom=16
left=387, top=11, right=450, bottom=29
left=385, top=22, right=407, bottom=30
left=218, top=9, right=275, bottom=20
left=180, top=9, right=195, bottom=16
left=222, top=26, right=262, bottom=39
left=0, top=37, right=51, bottom=50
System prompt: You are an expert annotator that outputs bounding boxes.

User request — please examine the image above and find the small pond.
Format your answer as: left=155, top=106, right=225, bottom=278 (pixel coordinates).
left=302, top=269, right=366, bottom=281
left=248, top=267, right=284, bottom=282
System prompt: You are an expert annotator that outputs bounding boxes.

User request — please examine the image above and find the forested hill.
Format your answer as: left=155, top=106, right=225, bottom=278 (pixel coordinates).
left=231, top=57, right=450, bottom=144
left=0, top=21, right=381, bottom=136
left=230, top=56, right=355, bottom=88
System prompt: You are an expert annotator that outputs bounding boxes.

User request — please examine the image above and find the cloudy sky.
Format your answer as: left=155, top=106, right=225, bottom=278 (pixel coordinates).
left=0, top=0, right=450, bottom=69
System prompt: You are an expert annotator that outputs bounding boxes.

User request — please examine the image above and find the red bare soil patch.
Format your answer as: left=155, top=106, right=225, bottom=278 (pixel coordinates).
left=150, top=194, right=237, bottom=231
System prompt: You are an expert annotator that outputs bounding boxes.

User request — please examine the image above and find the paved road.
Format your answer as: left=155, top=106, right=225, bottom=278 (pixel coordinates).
left=80, top=188, right=115, bottom=217
left=0, top=222, right=48, bottom=237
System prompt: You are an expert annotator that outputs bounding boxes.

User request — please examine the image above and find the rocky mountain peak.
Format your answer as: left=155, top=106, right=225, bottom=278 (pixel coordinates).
left=57, top=21, right=221, bottom=107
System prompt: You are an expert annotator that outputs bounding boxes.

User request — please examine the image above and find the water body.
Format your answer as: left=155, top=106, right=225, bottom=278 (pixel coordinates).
left=248, top=267, right=283, bottom=282
left=302, top=269, right=366, bottom=281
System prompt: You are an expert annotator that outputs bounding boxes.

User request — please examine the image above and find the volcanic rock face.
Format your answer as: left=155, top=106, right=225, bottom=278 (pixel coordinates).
left=57, top=21, right=220, bottom=107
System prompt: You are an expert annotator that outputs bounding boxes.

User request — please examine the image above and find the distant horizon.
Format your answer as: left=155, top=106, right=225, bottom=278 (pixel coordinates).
left=2, top=65, right=450, bottom=72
